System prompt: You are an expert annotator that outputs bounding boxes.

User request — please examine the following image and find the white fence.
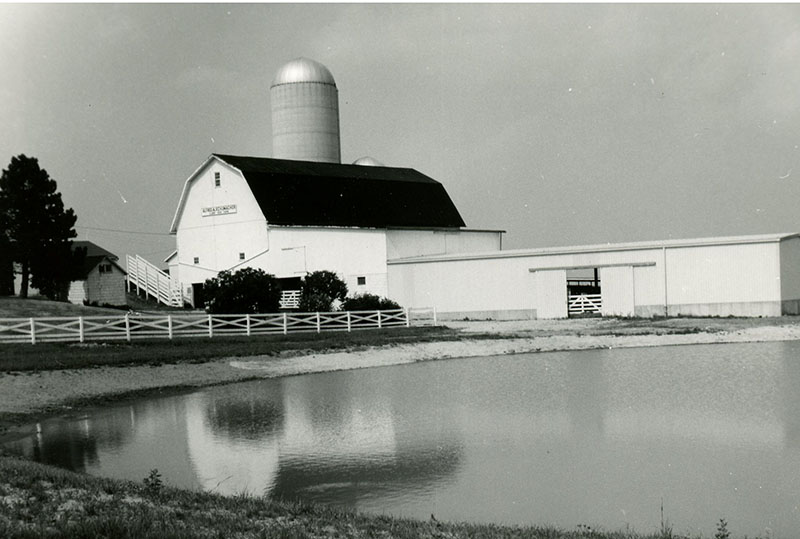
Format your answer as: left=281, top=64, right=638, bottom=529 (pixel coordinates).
left=0, top=309, right=433, bottom=344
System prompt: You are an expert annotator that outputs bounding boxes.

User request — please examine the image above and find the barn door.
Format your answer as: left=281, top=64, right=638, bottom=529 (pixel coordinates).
left=600, top=266, right=635, bottom=317
left=533, top=269, right=568, bottom=319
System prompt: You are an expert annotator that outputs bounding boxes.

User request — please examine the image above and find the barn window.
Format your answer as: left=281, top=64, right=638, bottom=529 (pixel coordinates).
left=99, top=263, right=112, bottom=274
left=214, top=172, right=221, bottom=187
left=357, top=276, right=366, bottom=286
left=239, top=252, right=245, bottom=260
left=193, top=257, right=199, bottom=264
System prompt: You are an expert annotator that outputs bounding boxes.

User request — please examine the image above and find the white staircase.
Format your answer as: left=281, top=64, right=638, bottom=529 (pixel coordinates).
left=126, top=255, right=186, bottom=307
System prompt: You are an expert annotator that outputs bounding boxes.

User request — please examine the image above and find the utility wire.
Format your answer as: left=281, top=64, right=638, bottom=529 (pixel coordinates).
left=75, top=225, right=172, bottom=236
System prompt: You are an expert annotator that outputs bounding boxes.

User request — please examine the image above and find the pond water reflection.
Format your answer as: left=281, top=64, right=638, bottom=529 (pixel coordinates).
left=4, top=341, right=800, bottom=538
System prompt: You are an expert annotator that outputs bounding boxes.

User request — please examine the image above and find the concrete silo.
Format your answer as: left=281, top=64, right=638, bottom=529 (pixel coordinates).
left=270, top=58, right=341, bottom=163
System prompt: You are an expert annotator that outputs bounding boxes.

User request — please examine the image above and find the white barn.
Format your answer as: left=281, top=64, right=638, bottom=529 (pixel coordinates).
left=166, top=154, right=502, bottom=307
left=388, top=233, right=800, bottom=319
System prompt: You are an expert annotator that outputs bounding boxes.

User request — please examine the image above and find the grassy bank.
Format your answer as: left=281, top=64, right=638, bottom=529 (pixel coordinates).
left=0, top=455, right=693, bottom=539
left=0, top=326, right=487, bottom=372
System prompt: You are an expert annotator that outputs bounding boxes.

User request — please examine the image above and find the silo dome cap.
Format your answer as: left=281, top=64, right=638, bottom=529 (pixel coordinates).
left=271, top=57, right=336, bottom=87
left=353, top=156, right=384, bottom=166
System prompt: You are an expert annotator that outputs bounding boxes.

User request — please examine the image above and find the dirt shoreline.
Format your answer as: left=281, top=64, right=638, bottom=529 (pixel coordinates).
left=2, top=318, right=800, bottom=434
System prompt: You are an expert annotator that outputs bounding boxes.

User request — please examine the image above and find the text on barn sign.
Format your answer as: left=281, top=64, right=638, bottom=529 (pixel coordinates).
left=202, top=204, right=237, bottom=217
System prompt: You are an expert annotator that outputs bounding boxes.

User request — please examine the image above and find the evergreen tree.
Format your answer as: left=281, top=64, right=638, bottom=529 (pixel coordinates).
left=0, top=155, right=78, bottom=299
left=0, top=230, right=12, bottom=296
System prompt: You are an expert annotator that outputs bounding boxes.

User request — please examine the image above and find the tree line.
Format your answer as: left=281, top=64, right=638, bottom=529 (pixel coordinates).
left=0, top=154, right=81, bottom=300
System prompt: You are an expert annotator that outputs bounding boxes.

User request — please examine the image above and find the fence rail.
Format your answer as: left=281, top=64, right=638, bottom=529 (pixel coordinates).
left=126, top=255, right=184, bottom=307
left=568, top=294, right=602, bottom=315
left=0, top=308, right=430, bottom=344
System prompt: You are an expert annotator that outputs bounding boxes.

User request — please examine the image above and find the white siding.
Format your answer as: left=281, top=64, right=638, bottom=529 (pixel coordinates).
left=386, top=229, right=501, bottom=260
left=633, top=265, right=663, bottom=315
left=665, top=243, right=781, bottom=307
left=388, top=235, right=788, bottom=319
left=533, top=269, right=567, bottom=319
left=780, top=237, right=800, bottom=301
left=601, top=266, right=635, bottom=317
left=388, top=256, right=536, bottom=318
left=174, top=160, right=270, bottom=286
left=85, top=264, right=127, bottom=306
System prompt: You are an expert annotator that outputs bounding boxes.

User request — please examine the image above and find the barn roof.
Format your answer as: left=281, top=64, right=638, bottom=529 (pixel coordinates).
left=211, top=154, right=466, bottom=229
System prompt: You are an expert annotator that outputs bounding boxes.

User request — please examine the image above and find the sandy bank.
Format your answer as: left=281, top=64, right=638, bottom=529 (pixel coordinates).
left=2, top=318, right=800, bottom=425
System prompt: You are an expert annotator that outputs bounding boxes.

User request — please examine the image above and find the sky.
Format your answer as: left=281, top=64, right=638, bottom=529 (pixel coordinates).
left=2, top=3, right=799, bottom=265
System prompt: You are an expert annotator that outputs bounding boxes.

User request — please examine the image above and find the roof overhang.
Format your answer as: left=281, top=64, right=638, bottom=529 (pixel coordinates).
left=388, top=232, right=800, bottom=266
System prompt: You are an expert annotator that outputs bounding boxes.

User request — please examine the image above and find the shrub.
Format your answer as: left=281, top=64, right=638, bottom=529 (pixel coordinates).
left=299, top=270, right=348, bottom=312
left=714, top=519, right=730, bottom=539
left=342, top=293, right=401, bottom=311
left=203, top=268, right=281, bottom=314
left=300, top=292, right=336, bottom=312
left=143, top=469, right=163, bottom=495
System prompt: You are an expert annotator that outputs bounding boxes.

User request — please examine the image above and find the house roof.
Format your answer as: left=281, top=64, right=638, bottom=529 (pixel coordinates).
left=171, top=154, right=466, bottom=231
left=71, top=241, right=125, bottom=278
left=72, top=241, right=118, bottom=261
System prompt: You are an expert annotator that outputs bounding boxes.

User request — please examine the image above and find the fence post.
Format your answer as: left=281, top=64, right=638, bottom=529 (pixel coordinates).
left=144, top=264, right=149, bottom=300
left=125, top=313, right=131, bottom=342
left=79, top=317, right=85, bottom=343
left=346, top=311, right=351, bottom=332
left=167, top=315, right=173, bottom=340
left=246, top=314, right=251, bottom=337
left=377, top=310, right=382, bottom=329
left=283, top=313, right=288, bottom=335
left=316, top=312, right=321, bottom=333
left=208, top=314, right=213, bottom=338
left=405, top=308, right=410, bottom=328
left=30, top=318, right=36, bottom=345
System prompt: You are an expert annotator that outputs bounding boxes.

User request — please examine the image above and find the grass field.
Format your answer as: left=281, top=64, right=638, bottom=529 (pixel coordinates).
left=0, top=455, right=700, bottom=539
left=0, top=297, right=125, bottom=318
left=0, top=326, right=488, bottom=372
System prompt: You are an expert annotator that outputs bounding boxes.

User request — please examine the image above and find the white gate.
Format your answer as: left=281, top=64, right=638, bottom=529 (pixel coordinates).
left=568, top=294, right=602, bottom=315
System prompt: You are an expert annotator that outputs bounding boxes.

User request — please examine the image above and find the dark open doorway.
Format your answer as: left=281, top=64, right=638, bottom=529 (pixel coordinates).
left=566, top=268, right=601, bottom=317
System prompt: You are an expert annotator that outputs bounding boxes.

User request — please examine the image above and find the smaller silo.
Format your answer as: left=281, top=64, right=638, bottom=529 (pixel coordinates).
left=270, top=58, right=341, bottom=164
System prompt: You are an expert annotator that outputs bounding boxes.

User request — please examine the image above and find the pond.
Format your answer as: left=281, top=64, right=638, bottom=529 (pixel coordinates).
left=4, top=341, right=800, bottom=538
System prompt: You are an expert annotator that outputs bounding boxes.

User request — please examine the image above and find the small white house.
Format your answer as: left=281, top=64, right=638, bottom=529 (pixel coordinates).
left=68, top=241, right=127, bottom=306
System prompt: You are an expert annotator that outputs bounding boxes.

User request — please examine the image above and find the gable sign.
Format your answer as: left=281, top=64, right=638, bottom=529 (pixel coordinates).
left=201, top=204, right=237, bottom=217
